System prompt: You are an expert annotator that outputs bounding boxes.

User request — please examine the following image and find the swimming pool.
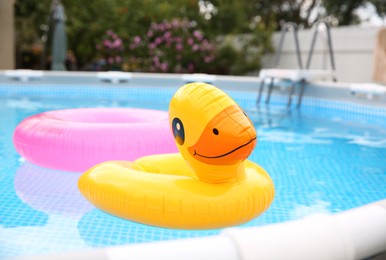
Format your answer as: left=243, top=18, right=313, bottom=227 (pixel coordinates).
left=1, top=72, right=386, bottom=259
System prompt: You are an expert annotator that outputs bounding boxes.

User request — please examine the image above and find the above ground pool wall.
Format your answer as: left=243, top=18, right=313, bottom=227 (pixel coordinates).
left=0, top=69, right=385, bottom=107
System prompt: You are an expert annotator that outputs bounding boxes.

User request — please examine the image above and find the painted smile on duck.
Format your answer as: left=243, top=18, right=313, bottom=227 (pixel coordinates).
left=188, top=105, right=257, bottom=165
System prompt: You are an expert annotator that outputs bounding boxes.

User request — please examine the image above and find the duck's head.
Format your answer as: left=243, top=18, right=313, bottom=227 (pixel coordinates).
left=169, top=82, right=257, bottom=183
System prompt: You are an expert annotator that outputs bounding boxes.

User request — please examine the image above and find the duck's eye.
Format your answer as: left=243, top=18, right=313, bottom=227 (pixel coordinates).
left=172, top=118, right=185, bottom=145
left=213, top=128, right=219, bottom=135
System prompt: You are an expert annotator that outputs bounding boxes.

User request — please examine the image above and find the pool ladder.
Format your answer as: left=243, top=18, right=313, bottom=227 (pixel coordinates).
left=257, top=21, right=337, bottom=108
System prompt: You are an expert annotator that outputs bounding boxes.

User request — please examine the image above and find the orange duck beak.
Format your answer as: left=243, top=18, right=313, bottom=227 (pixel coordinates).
left=188, top=105, right=257, bottom=165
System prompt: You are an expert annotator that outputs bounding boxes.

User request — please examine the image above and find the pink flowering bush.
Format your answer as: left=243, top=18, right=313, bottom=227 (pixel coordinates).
left=127, top=19, right=217, bottom=73
left=95, top=30, right=124, bottom=70
left=95, top=20, right=268, bottom=74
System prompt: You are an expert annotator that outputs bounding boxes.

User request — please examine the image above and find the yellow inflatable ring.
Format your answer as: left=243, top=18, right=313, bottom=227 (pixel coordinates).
left=78, top=82, right=275, bottom=229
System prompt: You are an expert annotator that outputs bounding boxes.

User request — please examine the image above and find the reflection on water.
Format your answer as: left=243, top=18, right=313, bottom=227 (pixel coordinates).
left=0, top=215, right=88, bottom=258
left=0, top=164, right=48, bottom=229
left=14, top=162, right=92, bottom=216
left=349, top=137, right=386, bottom=148
left=0, top=162, right=94, bottom=258
left=290, top=200, right=332, bottom=220
left=6, top=97, right=47, bottom=111
left=248, top=105, right=386, bottom=149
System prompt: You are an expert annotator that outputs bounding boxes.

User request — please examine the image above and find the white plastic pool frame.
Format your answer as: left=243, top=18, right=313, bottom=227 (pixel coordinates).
left=3, top=70, right=386, bottom=260
left=2, top=70, right=386, bottom=106
left=16, top=200, right=386, bottom=260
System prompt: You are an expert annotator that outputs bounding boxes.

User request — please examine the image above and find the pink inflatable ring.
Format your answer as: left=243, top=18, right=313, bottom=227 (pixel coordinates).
left=13, top=108, right=177, bottom=172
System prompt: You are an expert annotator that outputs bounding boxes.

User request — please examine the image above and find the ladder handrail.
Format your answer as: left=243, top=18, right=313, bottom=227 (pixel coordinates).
left=258, top=22, right=304, bottom=106
left=258, top=20, right=337, bottom=108
left=274, top=21, right=303, bottom=69
left=306, top=21, right=337, bottom=81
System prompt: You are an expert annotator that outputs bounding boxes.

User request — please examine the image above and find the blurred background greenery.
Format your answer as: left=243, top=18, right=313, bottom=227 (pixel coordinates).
left=14, top=0, right=386, bottom=74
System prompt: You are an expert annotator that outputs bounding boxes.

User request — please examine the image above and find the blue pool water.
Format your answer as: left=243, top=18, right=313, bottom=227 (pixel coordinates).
left=1, top=83, right=386, bottom=259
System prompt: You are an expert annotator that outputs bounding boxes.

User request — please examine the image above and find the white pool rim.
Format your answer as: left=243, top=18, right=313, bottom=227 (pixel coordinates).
left=1, top=70, right=386, bottom=107
left=15, top=200, right=386, bottom=260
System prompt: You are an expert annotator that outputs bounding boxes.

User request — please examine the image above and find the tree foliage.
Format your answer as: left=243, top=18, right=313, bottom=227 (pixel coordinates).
left=322, top=0, right=386, bottom=25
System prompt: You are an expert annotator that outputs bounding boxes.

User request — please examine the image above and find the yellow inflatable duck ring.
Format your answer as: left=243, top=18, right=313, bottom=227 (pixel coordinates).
left=78, top=82, right=274, bottom=229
